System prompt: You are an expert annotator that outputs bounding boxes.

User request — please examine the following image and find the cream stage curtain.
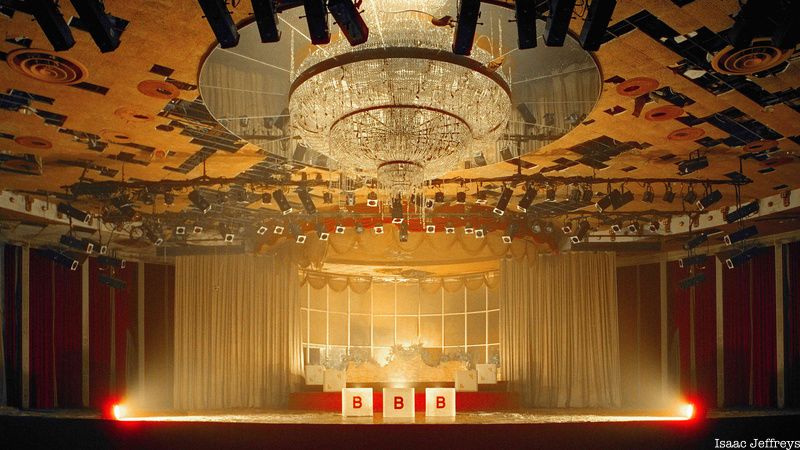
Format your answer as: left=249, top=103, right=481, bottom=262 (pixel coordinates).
left=173, top=251, right=303, bottom=410
left=500, top=252, right=621, bottom=407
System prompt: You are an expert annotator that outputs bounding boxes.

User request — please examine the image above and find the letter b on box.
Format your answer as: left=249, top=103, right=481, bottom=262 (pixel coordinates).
left=382, top=388, right=414, bottom=418
left=425, top=388, right=455, bottom=417
left=342, top=388, right=373, bottom=417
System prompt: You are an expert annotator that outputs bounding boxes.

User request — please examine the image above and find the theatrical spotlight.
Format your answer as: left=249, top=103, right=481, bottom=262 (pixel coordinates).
left=44, top=248, right=80, bottom=271
left=475, top=227, right=486, bottom=239
left=163, top=192, right=175, bottom=206
left=514, top=0, right=538, bottom=49
left=464, top=223, right=475, bottom=234
left=374, top=224, right=384, bottom=235
left=502, top=222, right=519, bottom=244
left=679, top=254, right=707, bottom=269
left=445, top=223, right=455, bottom=234
left=628, top=221, right=641, bottom=234
left=518, top=186, right=537, bottom=212
left=425, top=198, right=435, bottom=209
left=346, top=192, right=356, bottom=206
left=683, top=188, right=698, bottom=205
left=697, top=190, right=722, bottom=210
left=648, top=220, right=660, bottom=232
left=663, top=184, right=676, bottom=203
left=60, top=234, right=93, bottom=253
left=98, top=255, right=125, bottom=269
left=57, top=203, right=91, bottom=223
left=175, top=226, right=186, bottom=235
left=611, top=189, right=633, bottom=210
left=297, top=188, right=317, bottom=214
left=28, top=0, right=75, bottom=51
left=426, top=224, right=436, bottom=234
left=434, top=191, right=445, bottom=203
left=725, top=246, right=762, bottom=269
left=596, top=192, right=613, bottom=212
left=679, top=273, right=705, bottom=289
left=262, top=192, right=273, bottom=204
left=303, top=0, right=330, bottom=45
left=257, top=225, right=269, bottom=235
left=367, top=191, right=379, bottom=207
left=111, top=195, right=136, bottom=219
left=335, top=224, right=346, bottom=234
left=145, top=227, right=164, bottom=246
left=579, top=0, right=617, bottom=51
left=197, top=0, right=240, bottom=48
left=193, top=225, right=204, bottom=234
left=678, top=153, right=709, bottom=175
left=273, top=189, right=293, bottom=215
left=581, top=185, right=594, bottom=203
left=289, top=223, right=306, bottom=244
left=399, top=222, right=409, bottom=242
left=68, top=0, right=121, bottom=52
left=493, top=187, right=513, bottom=216
left=328, top=0, right=369, bottom=46
left=188, top=190, right=211, bottom=214
left=642, top=185, right=655, bottom=203
left=544, top=0, right=576, bottom=47
left=452, top=0, right=481, bottom=55
left=724, top=225, right=758, bottom=246
left=726, top=200, right=759, bottom=223
left=476, top=191, right=488, bottom=205
left=545, top=185, right=556, bottom=202
left=273, top=224, right=284, bottom=235
left=99, top=274, right=126, bottom=290
left=570, top=219, right=590, bottom=244
left=252, top=0, right=281, bottom=43
left=530, top=221, right=542, bottom=234
left=354, top=222, right=364, bottom=234
left=561, top=220, right=573, bottom=234
left=611, top=221, right=623, bottom=234
left=391, top=196, right=404, bottom=224
left=456, top=191, right=467, bottom=204
left=322, top=192, right=333, bottom=204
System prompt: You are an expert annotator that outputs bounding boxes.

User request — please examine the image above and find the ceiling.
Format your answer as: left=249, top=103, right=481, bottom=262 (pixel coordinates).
left=0, top=0, right=798, bottom=274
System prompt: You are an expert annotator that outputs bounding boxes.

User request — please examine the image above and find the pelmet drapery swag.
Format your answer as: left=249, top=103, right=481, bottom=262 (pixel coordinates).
left=500, top=252, right=621, bottom=407
left=173, top=251, right=302, bottom=409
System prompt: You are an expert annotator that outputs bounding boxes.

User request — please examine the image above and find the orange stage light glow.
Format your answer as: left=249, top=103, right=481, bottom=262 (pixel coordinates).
left=113, top=404, right=128, bottom=420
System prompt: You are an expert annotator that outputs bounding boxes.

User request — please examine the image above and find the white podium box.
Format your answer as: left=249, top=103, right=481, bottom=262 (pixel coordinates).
left=425, top=388, right=455, bottom=417
left=305, top=365, right=324, bottom=386
left=323, top=369, right=346, bottom=392
left=382, top=388, right=415, bottom=418
left=342, top=388, right=373, bottom=417
left=455, top=369, right=478, bottom=392
left=476, top=364, right=498, bottom=385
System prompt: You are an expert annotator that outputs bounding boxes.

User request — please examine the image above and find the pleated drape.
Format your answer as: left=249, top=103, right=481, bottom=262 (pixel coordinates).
left=173, top=251, right=302, bottom=410
left=500, top=252, right=621, bottom=407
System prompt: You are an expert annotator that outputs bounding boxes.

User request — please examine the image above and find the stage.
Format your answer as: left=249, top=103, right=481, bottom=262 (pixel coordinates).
left=1, top=407, right=798, bottom=449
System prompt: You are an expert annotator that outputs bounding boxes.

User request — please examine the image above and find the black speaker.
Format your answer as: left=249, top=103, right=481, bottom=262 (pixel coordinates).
left=515, top=0, right=538, bottom=49
left=29, top=0, right=75, bottom=51
left=544, top=0, right=576, bottom=47
left=452, top=0, right=481, bottom=55
left=579, top=0, right=616, bottom=51
left=68, top=0, right=120, bottom=52
left=303, top=0, right=330, bottom=45
left=196, top=0, right=240, bottom=48
left=251, top=0, right=280, bottom=42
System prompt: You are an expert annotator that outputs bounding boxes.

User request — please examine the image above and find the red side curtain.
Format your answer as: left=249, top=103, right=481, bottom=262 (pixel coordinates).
left=113, top=262, right=137, bottom=396
left=88, top=258, right=111, bottom=408
left=143, top=263, right=175, bottom=410
left=3, top=245, right=22, bottom=407
left=692, top=261, right=717, bottom=405
left=668, top=261, right=691, bottom=395
left=28, top=250, right=56, bottom=409
left=786, top=241, right=800, bottom=407
left=750, top=248, right=776, bottom=407
left=53, top=254, right=83, bottom=408
left=723, top=259, right=751, bottom=406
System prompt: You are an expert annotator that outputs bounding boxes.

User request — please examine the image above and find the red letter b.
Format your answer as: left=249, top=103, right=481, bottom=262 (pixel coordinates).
left=394, top=396, right=404, bottom=410
left=436, top=396, right=446, bottom=409
left=353, top=396, right=362, bottom=409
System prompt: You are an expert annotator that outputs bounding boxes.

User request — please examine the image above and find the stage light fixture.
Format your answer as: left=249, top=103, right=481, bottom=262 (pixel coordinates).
left=425, top=198, right=435, bottom=209
left=678, top=154, right=709, bottom=175
left=561, top=221, right=573, bottom=235
left=224, top=233, right=235, bottom=243
left=374, top=224, right=384, bottom=235
left=475, top=228, right=485, bottom=239
left=726, top=200, right=759, bottom=223
left=581, top=185, right=594, bottom=203
left=303, top=0, right=330, bottom=45
left=355, top=222, right=364, bottom=234
left=391, top=196, right=404, bottom=224
left=289, top=223, right=304, bottom=243
left=544, top=223, right=554, bottom=233
left=399, top=223, right=409, bottom=242
left=452, top=0, right=481, bottom=55
left=697, top=189, right=722, bottom=210
left=648, top=220, right=660, bottom=232
left=456, top=191, right=467, bottom=204
left=610, top=221, right=623, bottom=234
left=545, top=186, right=556, bottom=202
left=445, top=223, right=455, bottom=234
left=579, top=0, right=617, bottom=51
left=197, top=0, right=239, bottom=48
left=98, top=255, right=125, bottom=269
left=367, top=191, right=379, bottom=207
left=683, top=188, right=697, bottom=205
left=68, top=0, right=121, bottom=52
left=316, top=223, right=329, bottom=240
left=163, top=192, right=175, bottom=206
left=188, top=190, right=211, bottom=214
left=596, top=193, right=613, bottom=212
left=257, top=225, right=269, bottom=235
left=297, top=188, right=317, bottom=214
left=111, top=195, right=136, bottom=219
left=273, top=189, right=293, bottom=215
left=476, top=191, right=488, bottom=205
left=262, top=192, right=273, bottom=204
left=502, top=222, right=519, bottom=244
left=328, top=0, right=369, bottom=46
left=724, top=225, right=758, bottom=246
left=251, top=0, right=281, bottom=43
left=175, top=226, right=186, bottom=235
left=517, top=186, right=537, bottom=212
left=145, top=227, right=164, bottom=246
left=642, top=185, right=655, bottom=203
left=100, top=274, right=126, bottom=290
left=29, top=0, right=75, bottom=51
left=44, top=248, right=80, bottom=271
left=322, top=192, right=333, bottom=204
left=611, top=189, right=633, bottom=210
left=514, top=0, right=538, bottom=49
left=60, top=234, right=93, bottom=253
left=57, top=203, right=91, bottom=223
left=570, top=219, right=590, bottom=244
left=434, top=191, right=445, bottom=203
left=679, top=254, right=707, bottom=269
left=568, top=185, right=582, bottom=204
left=628, top=221, right=640, bottom=233
left=493, top=187, right=513, bottom=216
left=335, top=224, right=346, bottom=234
left=530, top=221, right=542, bottom=233
left=193, top=226, right=203, bottom=234
left=426, top=224, right=436, bottom=234
left=679, top=273, right=706, bottom=289
left=464, top=223, right=475, bottom=234
left=725, top=246, right=762, bottom=269
left=544, top=0, right=576, bottom=46
left=663, top=184, right=676, bottom=203
left=346, top=192, right=356, bottom=206
left=273, top=225, right=284, bottom=235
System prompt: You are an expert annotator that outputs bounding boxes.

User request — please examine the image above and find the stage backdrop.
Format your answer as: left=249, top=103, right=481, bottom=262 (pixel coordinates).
left=500, top=252, right=621, bottom=408
left=173, top=251, right=302, bottom=409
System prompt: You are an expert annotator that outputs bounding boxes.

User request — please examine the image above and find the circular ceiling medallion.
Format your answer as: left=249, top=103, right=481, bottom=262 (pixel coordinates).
left=616, top=77, right=659, bottom=97
left=667, top=127, right=705, bottom=141
left=14, top=135, right=52, bottom=149
left=137, top=80, right=180, bottom=99
left=711, top=39, right=793, bottom=75
left=114, top=106, right=154, bottom=122
left=644, top=105, right=683, bottom=121
left=6, top=48, right=88, bottom=85
left=99, top=129, right=133, bottom=143
left=743, top=140, right=778, bottom=152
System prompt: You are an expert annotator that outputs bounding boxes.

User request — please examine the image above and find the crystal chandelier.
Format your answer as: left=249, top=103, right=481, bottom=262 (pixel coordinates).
left=289, top=12, right=511, bottom=194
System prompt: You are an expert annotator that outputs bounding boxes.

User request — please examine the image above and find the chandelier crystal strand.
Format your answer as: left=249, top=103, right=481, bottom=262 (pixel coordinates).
left=289, top=15, right=511, bottom=194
